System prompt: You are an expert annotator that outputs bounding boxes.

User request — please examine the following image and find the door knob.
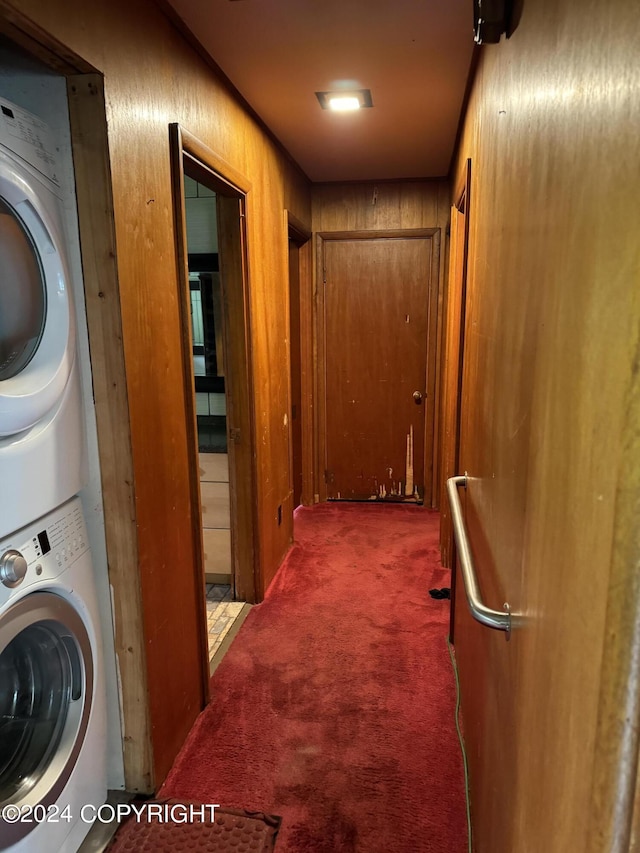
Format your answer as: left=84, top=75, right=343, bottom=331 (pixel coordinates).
left=412, top=391, right=423, bottom=404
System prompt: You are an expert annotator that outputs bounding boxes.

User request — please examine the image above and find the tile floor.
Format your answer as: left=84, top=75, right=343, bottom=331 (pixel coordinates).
left=205, top=584, right=245, bottom=661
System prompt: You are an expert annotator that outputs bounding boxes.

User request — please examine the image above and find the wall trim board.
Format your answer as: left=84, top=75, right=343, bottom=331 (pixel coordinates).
left=168, top=123, right=211, bottom=710
left=181, top=126, right=252, bottom=196
left=287, top=209, right=311, bottom=243
left=0, top=1, right=96, bottom=73
left=317, top=228, right=439, bottom=242
left=67, top=74, right=152, bottom=792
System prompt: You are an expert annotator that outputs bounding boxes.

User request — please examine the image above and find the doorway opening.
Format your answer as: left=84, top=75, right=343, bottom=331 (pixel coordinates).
left=170, top=126, right=258, bottom=668
left=439, top=159, right=471, bottom=642
left=286, top=212, right=313, bottom=510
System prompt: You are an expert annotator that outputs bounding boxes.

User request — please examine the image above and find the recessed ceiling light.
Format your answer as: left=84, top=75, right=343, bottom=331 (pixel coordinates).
left=315, top=89, right=373, bottom=111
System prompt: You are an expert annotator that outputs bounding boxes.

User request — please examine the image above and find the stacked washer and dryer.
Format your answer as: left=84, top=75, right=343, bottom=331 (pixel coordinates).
left=0, top=99, right=108, bottom=850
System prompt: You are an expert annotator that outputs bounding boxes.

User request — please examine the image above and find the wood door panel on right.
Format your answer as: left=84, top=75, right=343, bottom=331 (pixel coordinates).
left=324, top=237, right=432, bottom=501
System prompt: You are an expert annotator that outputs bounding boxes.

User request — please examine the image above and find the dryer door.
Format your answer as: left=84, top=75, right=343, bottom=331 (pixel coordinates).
left=0, top=164, right=74, bottom=437
left=0, top=592, right=93, bottom=846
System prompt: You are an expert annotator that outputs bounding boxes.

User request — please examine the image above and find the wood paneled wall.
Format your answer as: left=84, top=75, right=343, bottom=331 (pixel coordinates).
left=451, top=0, right=640, bottom=849
left=4, top=0, right=310, bottom=789
left=312, top=181, right=450, bottom=505
left=312, top=180, right=449, bottom=234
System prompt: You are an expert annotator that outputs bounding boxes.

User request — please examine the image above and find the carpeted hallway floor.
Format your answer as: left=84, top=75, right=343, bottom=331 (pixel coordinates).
left=161, top=502, right=468, bottom=852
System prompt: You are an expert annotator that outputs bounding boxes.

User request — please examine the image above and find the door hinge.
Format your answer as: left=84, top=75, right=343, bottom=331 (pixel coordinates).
left=324, top=469, right=334, bottom=484
left=229, top=427, right=241, bottom=443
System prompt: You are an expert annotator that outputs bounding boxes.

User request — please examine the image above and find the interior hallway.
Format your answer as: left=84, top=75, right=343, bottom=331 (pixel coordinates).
left=2, top=0, right=637, bottom=848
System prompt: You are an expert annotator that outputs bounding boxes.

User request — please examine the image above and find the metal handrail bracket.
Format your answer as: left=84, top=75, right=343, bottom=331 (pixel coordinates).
left=446, top=475, right=512, bottom=637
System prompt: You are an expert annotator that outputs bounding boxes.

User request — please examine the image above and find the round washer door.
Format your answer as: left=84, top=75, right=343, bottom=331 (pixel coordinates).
left=0, top=592, right=93, bottom=846
left=0, top=160, right=74, bottom=437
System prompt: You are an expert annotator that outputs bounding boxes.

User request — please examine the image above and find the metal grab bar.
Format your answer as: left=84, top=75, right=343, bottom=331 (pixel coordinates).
left=447, top=475, right=512, bottom=636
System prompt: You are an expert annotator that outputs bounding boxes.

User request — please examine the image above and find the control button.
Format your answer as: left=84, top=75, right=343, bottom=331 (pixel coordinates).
left=35, top=564, right=43, bottom=576
left=0, top=549, right=28, bottom=588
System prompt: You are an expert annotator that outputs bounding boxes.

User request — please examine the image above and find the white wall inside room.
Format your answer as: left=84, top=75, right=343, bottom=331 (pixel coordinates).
left=184, top=174, right=218, bottom=254
left=0, top=41, right=125, bottom=790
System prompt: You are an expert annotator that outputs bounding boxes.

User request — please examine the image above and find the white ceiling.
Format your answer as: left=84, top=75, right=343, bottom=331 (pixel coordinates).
left=165, top=0, right=476, bottom=182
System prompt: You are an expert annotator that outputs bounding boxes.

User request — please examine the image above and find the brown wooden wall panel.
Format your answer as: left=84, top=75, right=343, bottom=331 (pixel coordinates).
left=4, top=0, right=311, bottom=788
left=451, top=0, right=640, bottom=850
left=312, top=180, right=448, bottom=233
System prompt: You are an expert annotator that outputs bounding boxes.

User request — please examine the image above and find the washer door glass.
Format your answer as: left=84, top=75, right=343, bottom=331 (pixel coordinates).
left=0, top=618, right=83, bottom=803
left=0, top=197, right=46, bottom=381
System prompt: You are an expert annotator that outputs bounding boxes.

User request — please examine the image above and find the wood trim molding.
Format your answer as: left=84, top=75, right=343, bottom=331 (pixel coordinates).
left=317, top=228, right=439, bottom=241
left=168, top=123, right=211, bottom=705
left=217, top=192, right=260, bottom=602
left=180, top=127, right=252, bottom=195
left=67, top=75, right=152, bottom=792
left=287, top=210, right=312, bottom=243
left=0, top=2, right=96, bottom=74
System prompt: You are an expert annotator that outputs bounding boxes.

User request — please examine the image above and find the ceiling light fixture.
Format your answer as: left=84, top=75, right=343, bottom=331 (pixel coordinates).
left=315, top=89, right=373, bottom=112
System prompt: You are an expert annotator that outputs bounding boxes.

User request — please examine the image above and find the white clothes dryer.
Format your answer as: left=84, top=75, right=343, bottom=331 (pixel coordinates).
left=0, top=496, right=107, bottom=852
left=0, top=98, right=85, bottom=539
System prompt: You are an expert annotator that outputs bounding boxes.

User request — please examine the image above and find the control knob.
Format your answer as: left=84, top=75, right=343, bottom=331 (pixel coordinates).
left=0, top=549, right=28, bottom=588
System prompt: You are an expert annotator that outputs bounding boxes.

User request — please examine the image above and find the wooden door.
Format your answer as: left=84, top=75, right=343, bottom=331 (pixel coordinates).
left=323, top=236, right=432, bottom=501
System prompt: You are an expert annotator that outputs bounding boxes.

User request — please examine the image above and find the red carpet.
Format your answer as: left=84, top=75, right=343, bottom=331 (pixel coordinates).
left=161, top=503, right=467, bottom=852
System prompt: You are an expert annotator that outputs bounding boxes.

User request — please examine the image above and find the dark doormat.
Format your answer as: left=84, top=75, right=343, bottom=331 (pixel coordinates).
left=106, top=799, right=280, bottom=852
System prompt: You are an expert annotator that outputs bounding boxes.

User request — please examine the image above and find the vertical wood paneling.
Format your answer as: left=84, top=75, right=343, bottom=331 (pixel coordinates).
left=451, top=0, right=640, bottom=849
left=5, top=0, right=311, bottom=788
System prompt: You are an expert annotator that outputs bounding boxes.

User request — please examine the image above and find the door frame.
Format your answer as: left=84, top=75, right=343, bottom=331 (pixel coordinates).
left=316, top=228, right=441, bottom=504
left=169, top=124, right=259, bottom=631
left=439, top=160, right=471, bottom=641
left=286, top=211, right=313, bottom=507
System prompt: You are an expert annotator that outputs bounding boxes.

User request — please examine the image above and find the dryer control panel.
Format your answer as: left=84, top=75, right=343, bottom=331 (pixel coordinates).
left=0, top=97, right=59, bottom=186
left=0, top=496, right=88, bottom=605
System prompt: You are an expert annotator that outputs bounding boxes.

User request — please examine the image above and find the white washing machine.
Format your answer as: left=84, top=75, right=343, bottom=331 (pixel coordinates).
left=0, top=496, right=107, bottom=852
left=0, top=97, right=85, bottom=539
